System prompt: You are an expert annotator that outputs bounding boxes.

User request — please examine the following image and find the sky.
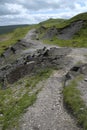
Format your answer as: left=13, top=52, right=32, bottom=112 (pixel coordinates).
left=0, top=0, right=87, bottom=26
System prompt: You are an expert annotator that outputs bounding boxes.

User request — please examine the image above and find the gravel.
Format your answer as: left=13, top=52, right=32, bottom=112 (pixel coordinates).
left=19, top=70, right=81, bottom=130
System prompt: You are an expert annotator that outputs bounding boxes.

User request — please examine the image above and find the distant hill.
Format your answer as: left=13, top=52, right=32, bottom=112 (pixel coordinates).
left=0, top=25, right=29, bottom=35
left=39, top=18, right=66, bottom=27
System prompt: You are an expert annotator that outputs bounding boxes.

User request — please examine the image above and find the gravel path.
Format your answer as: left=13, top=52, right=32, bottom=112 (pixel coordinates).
left=19, top=70, right=81, bottom=130
left=18, top=29, right=85, bottom=130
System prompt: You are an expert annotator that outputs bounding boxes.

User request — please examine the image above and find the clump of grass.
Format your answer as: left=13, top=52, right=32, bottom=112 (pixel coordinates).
left=3, top=93, right=37, bottom=130
left=0, top=68, right=52, bottom=130
left=25, top=68, right=53, bottom=89
left=63, top=75, right=87, bottom=129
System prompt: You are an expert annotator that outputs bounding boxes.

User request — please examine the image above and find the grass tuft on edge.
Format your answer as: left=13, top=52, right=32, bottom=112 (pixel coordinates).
left=63, top=75, right=87, bottom=129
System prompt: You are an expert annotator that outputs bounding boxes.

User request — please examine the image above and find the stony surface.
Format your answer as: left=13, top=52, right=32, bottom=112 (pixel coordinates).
left=19, top=70, right=81, bottom=130
left=0, top=46, right=72, bottom=84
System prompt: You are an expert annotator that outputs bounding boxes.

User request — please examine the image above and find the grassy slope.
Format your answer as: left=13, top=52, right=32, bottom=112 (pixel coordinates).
left=0, top=26, right=32, bottom=55
left=38, top=18, right=66, bottom=40
left=39, top=18, right=66, bottom=27
left=0, top=12, right=87, bottom=55
left=40, top=12, right=87, bottom=47
left=0, top=23, right=39, bottom=55
left=0, top=25, right=29, bottom=35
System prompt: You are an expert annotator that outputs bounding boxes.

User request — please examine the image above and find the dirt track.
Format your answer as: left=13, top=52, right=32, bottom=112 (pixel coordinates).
left=19, top=70, right=81, bottom=130
left=1, top=29, right=87, bottom=130
left=18, top=29, right=87, bottom=130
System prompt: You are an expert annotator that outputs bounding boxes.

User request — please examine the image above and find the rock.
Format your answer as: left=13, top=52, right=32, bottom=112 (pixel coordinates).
left=81, top=64, right=87, bottom=75
left=10, top=47, right=16, bottom=54
left=84, top=78, right=87, bottom=82
left=80, top=108, right=84, bottom=111
left=64, top=64, right=87, bottom=87
left=0, top=53, right=5, bottom=58
left=33, top=126, right=39, bottom=130
left=0, top=47, right=72, bottom=86
left=0, top=114, right=3, bottom=117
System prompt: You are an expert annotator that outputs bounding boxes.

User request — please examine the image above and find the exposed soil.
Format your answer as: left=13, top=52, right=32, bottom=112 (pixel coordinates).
left=42, top=20, right=84, bottom=40
left=58, top=20, right=84, bottom=40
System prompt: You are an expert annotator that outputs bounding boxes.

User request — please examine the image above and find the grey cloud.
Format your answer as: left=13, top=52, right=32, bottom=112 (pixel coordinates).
left=0, top=0, right=76, bottom=13
left=16, top=0, right=76, bottom=11
left=20, top=0, right=60, bottom=11
left=0, top=4, right=20, bottom=16
left=0, top=0, right=86, bottom=25
left=0, top=0, right=18, bottom=4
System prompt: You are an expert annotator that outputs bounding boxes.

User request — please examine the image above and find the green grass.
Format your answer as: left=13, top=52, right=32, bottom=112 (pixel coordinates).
left=63, top=75, right=87, bottom=129
left=39, top=18, right=66, bottom=28
left=0, top=68, right=52, bottom=130
left=0, top=23, right=40, bottom=55
left=43, top=36, right=87, bottom=48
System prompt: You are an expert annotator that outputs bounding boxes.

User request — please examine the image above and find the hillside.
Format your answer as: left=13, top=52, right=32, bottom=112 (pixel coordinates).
left=0, top=12, right=87, bottom=130
left=0, top=25, right=29, bottom=35
left=0, top=25, right=36, bottom=54
left=37, top=12, right=87, bottom=47
left=39, top=18, right=66, bottom=27
left=0, top=12, right=87, bottom=55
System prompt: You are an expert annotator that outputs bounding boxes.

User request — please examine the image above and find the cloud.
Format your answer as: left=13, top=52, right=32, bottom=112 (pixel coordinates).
left=0, top=0, right=87, bottom=25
